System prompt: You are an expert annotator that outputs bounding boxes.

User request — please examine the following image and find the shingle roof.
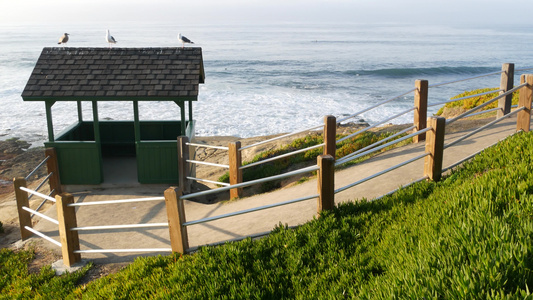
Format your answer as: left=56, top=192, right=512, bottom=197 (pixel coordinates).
left=21, top=47, right=204, bottom=101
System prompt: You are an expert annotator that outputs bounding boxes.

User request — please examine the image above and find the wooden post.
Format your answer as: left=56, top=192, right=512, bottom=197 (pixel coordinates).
left=55, top=193, right=81, bottom=267
left=317, top=155, right=335, bottom=213
left=424, top=117, right=446, bottom=182
left=323, top=115, right=336, bottom=158
left=164, top=187, right=189, bottom=254
left=13, top=177, right=32, bottom=240
left=177, top=136, right=191, bottom=193
left=44, top=148, right=62, bottom=196
left=413, top=79, right=428, bottom=143
left=497, top=63, right=515, bottom=118
left=229, top=141, right=243, bottom=199
left=517, top=74, right=533, bottom=132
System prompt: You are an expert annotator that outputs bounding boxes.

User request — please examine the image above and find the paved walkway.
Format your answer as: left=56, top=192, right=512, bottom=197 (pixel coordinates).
left=34, top=116, right=519, bottom=264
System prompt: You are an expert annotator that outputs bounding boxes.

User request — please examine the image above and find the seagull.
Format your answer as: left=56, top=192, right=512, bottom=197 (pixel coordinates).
left=58, top=33, right=69, bottom=46
left=106, top=29, right=117, bottom=47
left=178, top=33, right=194, bottom=48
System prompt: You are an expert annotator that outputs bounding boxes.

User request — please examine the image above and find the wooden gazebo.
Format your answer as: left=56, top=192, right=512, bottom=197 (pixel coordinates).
left=21, top=47, right=204, bottom=184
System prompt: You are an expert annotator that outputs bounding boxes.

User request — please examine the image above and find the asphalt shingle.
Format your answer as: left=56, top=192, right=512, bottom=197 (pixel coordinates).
left=22, top=47, right=204, bottom=101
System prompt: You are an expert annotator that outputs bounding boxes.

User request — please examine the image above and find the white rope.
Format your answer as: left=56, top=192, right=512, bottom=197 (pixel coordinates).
left=68, top=196, right=165, bottom=207
left=186, top=160, right=230, bottom=169
left=187, top=176, right=231, bottom=186
left=22, top=206, right=59, bottom=225
left=19, top=187, right=56, bottom=202
left=186, top=142, right=229, bottom=150
left=71, top=223, right=168, bottom=231
left=74, top=248, right=172, bottom=254
left=429, top=69, right=504, bottom=88
left=24, top=226, right=61, bottom=247
left=336, top=88, right=416, bottom=124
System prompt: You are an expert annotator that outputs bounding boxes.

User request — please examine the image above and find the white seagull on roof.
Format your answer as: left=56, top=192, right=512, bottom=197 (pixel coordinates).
left=58, top=33, right=69, bottom=46
left=178, top=33, right=194, bottom=48
left=106, top=29, right=117, bottom=47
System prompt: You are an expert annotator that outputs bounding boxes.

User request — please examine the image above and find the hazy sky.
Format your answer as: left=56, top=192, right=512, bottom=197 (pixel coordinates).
left=1, top=0, right=531, bottom=26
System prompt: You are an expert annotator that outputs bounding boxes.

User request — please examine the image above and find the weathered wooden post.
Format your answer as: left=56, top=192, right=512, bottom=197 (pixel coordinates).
left=517, top=74, right=533, bottom=132
left=177, top=136, right=191, bottom=193
left=55, top=193, right=81, bottom=267
left=317, top=154, right=335, bottom=213
left=229, top=141, right=243, bottom=199
left=164, top=187, right=189, bottom=254
left=13, top=177, right=32, bottom=240
left=44, top=148, right=62, bottom=196
left=413, top=79, right=428, bottom=143
left=424, top=116, right=446, bottom=182
left=497, top=63, right=515, bottom=118
left=323, top=115, right=336, bottom=158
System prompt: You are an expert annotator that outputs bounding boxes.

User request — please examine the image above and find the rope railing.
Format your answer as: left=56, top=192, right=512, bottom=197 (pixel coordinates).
left=442, top=131, right=522, bottom=174
left=180, top=165, right=319, bottom=200
left=446, top=83, right=527, bottom=125
left=183, top=194, right=318, bottom=227
left=336, top=127, right=432, bottom=166
left=373, top=176, right=429, bottom=201
left=24, top=156, right=50, bottom=181
left=335, top=152, right=430, bottom=194
left=71, top=223, right=169, bottom=231
left=26, top=172, right=53, bottom=201
left=515, top=67, right=533, bottom=72
left=74, top=248, right=172, bottom=254
left=337, top=107, right=415, bottom=144
left=427, top=89, right=505, bottom=108
left=337, top=88, right=417, bottom=124
left=186, top=159, right=230, bottom=169
left=337, top=125, right=415, bottom=164
left=19, top=186, right=56, bottom=202
left=67, top=196, right=165, bottom=207
left=186, top=142, right=229, bottom=151
left=466, top=107, right=501, bottom=118
left=444, top=106, right=525, bottom=150
left=187, top=176, right=231, bottom=186
left=428, top=69, right=504, bottom=88
left=22, top=206, right=59, bottom=225
left=32, top=189, right=55, bottom=217
left=24, top=226, right=61, bottom=247
left=240, top=124, right=324, bottom=151
left=240, top=143, right=324, bottom=170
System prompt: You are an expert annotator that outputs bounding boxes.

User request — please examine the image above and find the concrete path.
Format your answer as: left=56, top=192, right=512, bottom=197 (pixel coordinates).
left=33, top=116, right=519, bottom=264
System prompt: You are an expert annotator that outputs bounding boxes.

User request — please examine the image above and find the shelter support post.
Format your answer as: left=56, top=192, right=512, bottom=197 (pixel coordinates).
left=324, top=115, right=336, bottom=158
left=517, top=74, right=533, bottom=132
left=424, top=116, right=445, bottom=182
left=229, top=141, right=243, bottom=199
left=413, top=79, right=428, bottom=143
left=45, top=100, right=55, bottom=142
left=56, top=193, right=81, bottom=267
left=165, top=187, right=189, bottom=254
left=497, top=63, right=515, bottom=118
left=13, top=177, right=32, bottom=240
left=178, top=136, right=191, bottom=193
left=317, top=155, right=335, bottom=214
left=45, top=148, right=62, bottom=196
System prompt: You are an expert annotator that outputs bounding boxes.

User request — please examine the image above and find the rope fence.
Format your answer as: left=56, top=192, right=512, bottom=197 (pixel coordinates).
left=13, top=64, right=533, bottom=266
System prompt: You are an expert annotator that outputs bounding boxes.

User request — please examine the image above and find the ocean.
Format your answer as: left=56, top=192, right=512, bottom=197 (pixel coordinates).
left=1, top=22, right=533, bottom=146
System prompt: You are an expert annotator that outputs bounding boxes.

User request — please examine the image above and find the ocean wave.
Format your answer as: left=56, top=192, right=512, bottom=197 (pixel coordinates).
left=345, top=66, right=498, bottom=78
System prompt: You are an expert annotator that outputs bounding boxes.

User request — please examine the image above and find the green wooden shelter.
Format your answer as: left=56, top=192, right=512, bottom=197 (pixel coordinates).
left=21, top=47, right=204, bottom=184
